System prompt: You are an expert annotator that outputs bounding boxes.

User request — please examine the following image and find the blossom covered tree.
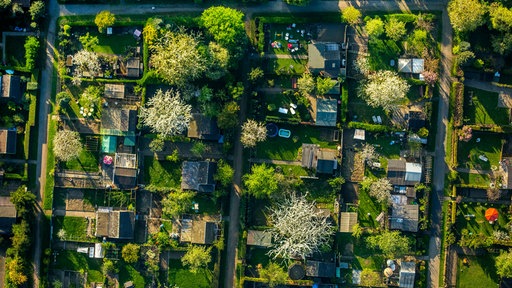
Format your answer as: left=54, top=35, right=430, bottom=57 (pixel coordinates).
left=241, top=119, right=267, bottom=148
left=358, top=70, right=410, bottom=111
left=72, top=50, right=101, bottom=78
left=267, top=194, right=334, bottom=259
left=53, top=130, right=83, bottom=162
left=139, top=89, right=192, bottom=137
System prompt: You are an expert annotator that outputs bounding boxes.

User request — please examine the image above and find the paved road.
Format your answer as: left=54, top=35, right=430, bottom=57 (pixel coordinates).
left=428, top=8, right=453, bottom=288
left=34, top=0, right=450, bottom=286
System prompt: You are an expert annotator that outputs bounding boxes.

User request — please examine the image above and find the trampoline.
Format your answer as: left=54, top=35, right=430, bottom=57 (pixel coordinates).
left=266, top=123, right=278, bottom=137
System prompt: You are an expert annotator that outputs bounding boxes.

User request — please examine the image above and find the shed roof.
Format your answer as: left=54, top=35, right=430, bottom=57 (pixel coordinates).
left=0, top=128, right=16, bottom=154
left=1, top=75, right=22, bottom=102
left=181, top=161, right=217, bottom=193
left=399, top=262, right=416, bottom=288
left=187, top=113, right=220, bottom=141
left=126, top=58, right=141, bottom=78
left=390, top=203, right=419, bottom=232
left=180, top=219, right=218, bottom=244
left=305, top=260, right=336, bottom=278
left=104, top=84, right=125, bottom=99
left=101, top=108, right=137, bottom=135
left=398, top=58, right=424, bottom=74
left=308, top=42, right=340, bottom=77
left=316, top=98, right=338, bottom=127
left=247, top=230, right=272, bottom=247
left=95, top=207, right=135, bottom=239
left=339, top=212, right=358, bottom=232
left=0, top=196, right=16, bottom=235
left=387, top=159, right=422, bottom=186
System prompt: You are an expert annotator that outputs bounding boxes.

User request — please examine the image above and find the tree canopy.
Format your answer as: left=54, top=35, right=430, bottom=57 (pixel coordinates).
left=182, top=245, right=212, bottom=273
left=448, top=0, right=486, bottom=33
left=366, top=230, right=411, bottom=258
left=490, top=4, right=512, bottom=32
left=214, top=159, right=234, bottom=187
left=342, top=7, right=362, bottom=26
left=268, top=194, right=334, bottom=259
left=53, top=130, right=83, bottom=162
left=94, top=11, right=115, bottom=33
left=29, top=1, right=44, bottom=21
left=259, top=262, right=288, bottom=287
left=10, top=186, right=35, bottom=218
left=161, top=190, right=195, bottom=219
left=217, top=101, right=239, bottom=129
left=358, top=70, right=410, bottom=111
left=200, top=6, right=247, bottom=57
left=241, top=119, right=267, bottom=148
left=385, top=18, right=407, bottom=41
left=150, top=30, right=206, bottom=87
left=139, top=89, right=192, bottom=137
left=366, top=17, right=385, bottom=38
left=243, top=164, right=279, bottom=198
left=496, top=250, right=512, bottom=278
left=121, top=243, right=140, bottom=264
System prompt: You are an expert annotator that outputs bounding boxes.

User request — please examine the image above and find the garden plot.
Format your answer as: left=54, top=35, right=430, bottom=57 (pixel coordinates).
left=65, top=189, right=95, bottom=211
left=464, top=88, right=510, bottom=126
left=457, top=132, right=502, bottom=170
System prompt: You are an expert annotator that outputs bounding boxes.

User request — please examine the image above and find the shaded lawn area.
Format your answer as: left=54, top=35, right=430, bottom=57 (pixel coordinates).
left=365, top=133, right=401, bottom=159
left=458, top=172, right=490, bottom=187
left=303, top=177, right=336, bottom=207
left=53, top=251, right=104, bottom=283
left=193, top=194, right=219, bottom=215
left=84, top=189, right=106, bottom=207
left=143, top=157, right=182, bottom=189
left=5, top=36, right=26, bottom=67
left=255, top=125, right=338, bottom=161
left=168, top=261, right=211, bottom=288
left=357, top=188, right=383, bottom=228
left=456, top=202, right=509, bottom=236
left=278, top=164, right=310, bottom=177
left=263, top=92, right=306, bottom=122
left=246, top=247, right=271, bottom=268
left=119, top=262, right=147, bottom=288
left=368, top=38, right=401, bottom=71
left=94, top=34, right=138, bottom=55
left=457, top=254, right=498, bottom=288
left=61, top=148, right=99, bottom=172
left=53, top=216, right=94, bottom=242
left=336, top=233, right=384, bottom=272
left=457, top=133, right=502, bottom=170
left=464, top=88, right=509, bottom=126
left=267, top=58, right=307, bottom=75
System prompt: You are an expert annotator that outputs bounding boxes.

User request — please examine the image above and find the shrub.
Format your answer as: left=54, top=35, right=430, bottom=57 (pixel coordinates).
left=347, top=121, right=390, bottom=132
left=24, top=36, right=40, bottom=70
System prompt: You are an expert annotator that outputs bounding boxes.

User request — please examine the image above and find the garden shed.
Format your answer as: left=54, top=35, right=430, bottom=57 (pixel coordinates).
left=301, top=144, right=338, bottom=174
left=126, top=58, right=141, bottom=78
left=387, top=159, right=422, bottom=186
left=101, top=108, right=137, bottom=135
left=113, top=153, right=138, bottom=189
left=179, top=218, right=218, bottom=245
left=104, top=83, right=125, bottom=99
left=0, top=128, right=17, bottom=154
left=246, top=230, right=272, bottom=247
left=95, top=207, right=135, bottom=239
left=399, top=261, right=416, bottom=288
left=398, top=58, right=424, bottom=74
left=316, top=98, right=338, bottom=127
left=187, top=113, right=221, bottom=141
left=339, top=212, right=357, bottom=233
left=0, top=196, right=16, bottom=234
left=0, top=75, right=22, bottom=103
left=305, top=260, right=336, bottom=278
left=181, top=161, right=217, bottom=193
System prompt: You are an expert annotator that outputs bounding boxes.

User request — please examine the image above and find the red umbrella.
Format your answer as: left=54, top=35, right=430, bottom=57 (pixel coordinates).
left=485, top=208, right=499, bottom=222
left=288, top=43, right=293, bottom=49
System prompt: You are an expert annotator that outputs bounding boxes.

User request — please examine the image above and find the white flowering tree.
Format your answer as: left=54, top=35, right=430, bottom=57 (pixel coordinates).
left=53, top=130, right=83, bottom=162
left=358, top=70, right=410, bottom=112
left=268, top=194, right=334, bottom=260
left=149, top=30, right=206, bottom=87
left=368, top=178, right=393, bottom=204
left=360, top=143, right=378, bottom=163
left=72, top=50, right=101, bottom=78
left=241, top=119, right=267, bottom=148
left=139, top=89, right=192, bottom=137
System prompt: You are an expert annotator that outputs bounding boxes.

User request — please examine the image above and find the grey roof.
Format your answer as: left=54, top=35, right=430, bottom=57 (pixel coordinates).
left=0, top=128, right=16, bottom=154
left=305, top=260, right=336, bottom=278
left=247, top=230, right=272, bottom=247
left=387, top=159, right=422, bottom=186
left=104, top=84, right=125, bottom=99
left=316, top=98, right=338, bottom=127
left=398, top=58, right=424, bottom=74
left=126, top=58, right=141, bottom=78
left=187, top=113, right=220, bottom=141
left=95, top=207, right=135, bottom=239
left=0, top=196, right=16, bottom=235
left=390, top=203, right=419, bottom=232
left=101, top=108, right=137, bottom=133
left=1, top=75, right=22, bottom=102
left=181, top=161, right=217, bottom=193
left=113, top=153, right=138, bottom=189
left=301, top=144, right=337, bottom=174
left=301, top=144, right=319, bottom=169
left=180, top=219, right=218, bottom=244
left=339, top=212, right=358, bottom=233
left=308, top=42, right=341, bottom=77
left=399, top=262, right=416, bottom=288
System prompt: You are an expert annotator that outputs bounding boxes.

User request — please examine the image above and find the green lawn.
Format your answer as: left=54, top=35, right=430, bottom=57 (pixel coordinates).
left=193, top=194, right=219, bottom=215
left=246, top=247, right=271, bottom=267
left=364, top=133, right=401, bottom=159
left=457, top=133, right=502, bottom=170
left=255, top=125, right=338, bottom=161
left=5, top=36, right=26, bottom=67
left=53, top=251, right=104, bottom=283
left=61, top=148, right=99, bottom=172
left=357, top=188, right=383, bottom=228
left=368, top=38, right=401, bottom=71
left=119, top=262, right=147, bottom=287
left=263, top=92, right=305, bottom=122
left=456, top=203, right=509, bottom=237
left=464, top=88, right=509, bottom=126
left=458, top=172, right=490, bottom=187
left=168, top=261, right=211, bottom=288
left=457, top=255, right=498, bottom=288
left=266, top=24, right=309, bottom=55
left=53, top=216, right=95, bottom=242
left=267, top=58, right=307, bottom=75
left=143, top=157, right=182, bottom=189
left=94, top=34, right=138, bottom=55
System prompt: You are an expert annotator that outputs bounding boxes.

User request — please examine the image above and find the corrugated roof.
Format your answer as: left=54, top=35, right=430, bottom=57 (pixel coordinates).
left=181, top=161, right=217, bottom=193
left=316, top=98, right=338, bottom=127
left=247, top=230, right=272, bottom=247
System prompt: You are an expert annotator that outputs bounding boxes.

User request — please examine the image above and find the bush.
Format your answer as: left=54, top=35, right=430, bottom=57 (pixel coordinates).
left=387, top=13, right=418, bottom=23
left=347, top=121, right=390, bottom=132
left=24, top=36, right=40, bottom=70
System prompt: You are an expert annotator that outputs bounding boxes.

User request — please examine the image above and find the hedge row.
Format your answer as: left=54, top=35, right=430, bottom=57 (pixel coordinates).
left=347, top=121, right=390, bottom=132
left=265, top=116, right=300, bottom=125
left=451, top=82, right=464, bottom=127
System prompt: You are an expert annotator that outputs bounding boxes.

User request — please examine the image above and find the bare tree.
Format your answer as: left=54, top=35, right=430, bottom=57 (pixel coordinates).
left=139, top=89, right=192, bottom=137
left=267, top=194, right=334, bottom=260
left=241, top=119, right=267, bottom=148
left=487, top=188, right=502, bottom=201
left=53, top=130, right=83, bottom=162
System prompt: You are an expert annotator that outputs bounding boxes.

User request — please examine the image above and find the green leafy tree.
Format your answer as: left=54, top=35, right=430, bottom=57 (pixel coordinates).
left=248, top=67, right=264, bottom=84
left=316, top=77, right=336, bottom=96
left=342, top=7, right=362, bottom=26
left=5, top=257, right=27, bottom=286
left=95, top=10, right=115, bottom=33
left=366, top=230, right=411, bottom=258
left=149, top=136, right=165, bottom=152
left=161, top=190, right=195, bottom=219
left=360, top=269, right=382, bottom=287
left=217, top=101, right=239, bottom=129
left=243, top=164, right=279, bottom=198
left=24, top=36, right=39, bottom=70
left=191, top=141, right=207, bottom=156
left=385, top=18, right=407, bottom=41
left=297, top=72, right=315, bottom=96
left=205, top=42, right=230, bottom=80
left=492, top=33, right=512, bottom=55
left=102, top=259, right=117, bottom=275
left=182, top=245, right=212, bottom=273
left=150, top=30, right=206, bottom=87
left=10, top=185, right=35, bottom=217
left=259, top=262, right=288, bottom=287
left=79, top=33, right=99, bottom=51
left=490, top=4, right=512, bottom=32
left=496, top=250, right=512, bottom=278
left=122, top=243, right=140, bottom=264
left=448, top=0, right=486, bottom=33
left=0, top=0, right=11, bottom=9
left=214, top=159, right=234, bottom=187
left=10, top=221, right=30, bottom=256
left=29, top=1, right=44, bottom=21
left=328, top=177, right=345, bottom=192
left=201, top=6, right=246, bottom=57
left=366, top=17, right=385, bottom=38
